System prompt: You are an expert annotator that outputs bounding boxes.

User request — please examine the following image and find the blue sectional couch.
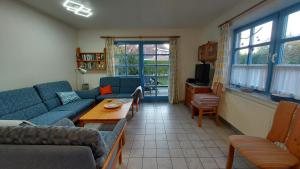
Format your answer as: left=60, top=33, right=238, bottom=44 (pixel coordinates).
left=96, top=77, right=141, bottom=101
left=0, top=81, right=94, bottom=125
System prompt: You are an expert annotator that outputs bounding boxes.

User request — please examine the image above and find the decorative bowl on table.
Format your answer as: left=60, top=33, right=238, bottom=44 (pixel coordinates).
left=104, top=101, right=122, bottom=109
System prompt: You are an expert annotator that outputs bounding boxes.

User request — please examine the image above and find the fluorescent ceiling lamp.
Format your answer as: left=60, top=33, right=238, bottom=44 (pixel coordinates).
left=63, top=0, right=92, bottom=17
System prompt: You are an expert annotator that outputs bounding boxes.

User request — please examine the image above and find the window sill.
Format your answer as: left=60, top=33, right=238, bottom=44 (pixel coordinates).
left=226, top=87, right=278, bottom=109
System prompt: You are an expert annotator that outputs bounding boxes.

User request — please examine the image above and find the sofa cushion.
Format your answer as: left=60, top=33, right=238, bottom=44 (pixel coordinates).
left=34, top=81, right=73, bottom=110
left=96, top=93, right=132, bottom=101
left=0, top=87, right=47, bottom=120
left=100, top=85, right=112, bottom=95
left=100, top=77, right=120, bottom=94
left=29, top=111, right=75, bottom=125
left=1, top=103, right=48, bottom=120
left=120, top=77, right=140, bottom=93
left=56, top=91, right=81, bottom=105
left=50, top=99, right=94, bottom=118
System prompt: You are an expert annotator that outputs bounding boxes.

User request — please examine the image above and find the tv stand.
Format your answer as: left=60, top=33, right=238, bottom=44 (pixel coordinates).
left=184, top=82, right=211, bottom=109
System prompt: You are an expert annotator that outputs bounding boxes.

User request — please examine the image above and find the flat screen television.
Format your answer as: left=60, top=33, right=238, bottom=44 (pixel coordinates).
left=195, top=64, right=210, bottom=85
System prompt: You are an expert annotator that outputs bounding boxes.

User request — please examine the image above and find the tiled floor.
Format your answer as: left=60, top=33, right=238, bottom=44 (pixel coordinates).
left=117, top=102, right=258, bottom=169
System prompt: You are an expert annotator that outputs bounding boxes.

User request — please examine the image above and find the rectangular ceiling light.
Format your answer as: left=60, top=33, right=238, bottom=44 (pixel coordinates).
left=63, top=0, right=92, bottom=17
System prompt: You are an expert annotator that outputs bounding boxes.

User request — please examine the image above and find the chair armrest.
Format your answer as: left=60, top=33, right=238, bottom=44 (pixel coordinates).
left=76, top=88, right=99, bottom=99
left=0, top=145, right=97, bottom=169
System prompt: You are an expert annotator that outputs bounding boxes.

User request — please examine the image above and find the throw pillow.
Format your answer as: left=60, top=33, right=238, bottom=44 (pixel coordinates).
left=100, top=85, right=112, bottom=95
left=56, top=91, right=81, bottom=105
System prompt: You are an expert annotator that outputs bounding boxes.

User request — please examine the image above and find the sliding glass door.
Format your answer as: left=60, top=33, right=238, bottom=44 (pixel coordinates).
left=114, top=41, right=170, bottom=100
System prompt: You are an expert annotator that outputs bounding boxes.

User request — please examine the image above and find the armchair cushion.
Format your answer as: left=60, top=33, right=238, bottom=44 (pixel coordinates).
left=0, top=126, right=106, bottom=159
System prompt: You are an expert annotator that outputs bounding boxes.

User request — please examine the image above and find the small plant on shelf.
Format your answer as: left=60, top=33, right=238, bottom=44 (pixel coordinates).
left=76, top=47, right=106, bottom=72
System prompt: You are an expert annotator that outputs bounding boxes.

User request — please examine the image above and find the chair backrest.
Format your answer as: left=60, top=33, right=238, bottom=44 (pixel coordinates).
left=286, top=106, right=300, bottom=160
left=267, top=101, right=298, bottom=143
left=212, top=82, right=218, bottom=95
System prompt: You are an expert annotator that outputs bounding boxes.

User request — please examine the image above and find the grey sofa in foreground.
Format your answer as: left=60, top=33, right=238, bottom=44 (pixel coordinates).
left=0, top=118, right=127, bottom=169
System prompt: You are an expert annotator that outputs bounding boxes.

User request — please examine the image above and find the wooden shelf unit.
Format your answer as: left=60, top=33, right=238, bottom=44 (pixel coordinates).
left=198, top=41, right=218, bottom=62
left=76, top=48, right=107, bottom=72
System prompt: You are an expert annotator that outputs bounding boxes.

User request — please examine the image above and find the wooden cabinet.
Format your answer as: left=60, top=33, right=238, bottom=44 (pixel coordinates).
left=198, top=41, right=218, bottom=62
left=185, top=82, right=211, bottom=109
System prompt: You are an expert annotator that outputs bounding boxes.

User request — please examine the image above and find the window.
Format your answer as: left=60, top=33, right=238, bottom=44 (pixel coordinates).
left=231, top=3, right=300, bottom=99
left=114, top=43, right=139, bottom=76
left=231, top=21, right=273, bottom=91
left=114, top=41, right=170, bottom=99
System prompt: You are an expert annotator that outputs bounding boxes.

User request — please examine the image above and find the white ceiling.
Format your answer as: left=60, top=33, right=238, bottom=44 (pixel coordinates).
left=20, top=0, right=242, bottom=29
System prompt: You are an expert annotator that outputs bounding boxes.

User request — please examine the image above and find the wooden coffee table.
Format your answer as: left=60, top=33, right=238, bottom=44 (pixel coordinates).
left=79, top=98, right=134, bottom=125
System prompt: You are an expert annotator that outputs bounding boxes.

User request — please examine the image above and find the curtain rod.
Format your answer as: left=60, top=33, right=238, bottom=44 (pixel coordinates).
left=218, top=0, right=268, bottom=27
left=100, top=36, right=180, bottom=39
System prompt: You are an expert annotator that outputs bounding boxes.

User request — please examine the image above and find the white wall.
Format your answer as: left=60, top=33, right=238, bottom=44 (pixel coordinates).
left=78, top=28, right=202, bottom=100
left=0, top=0, right=77, bottom=91
left=197, top=0, right=300, bottom=137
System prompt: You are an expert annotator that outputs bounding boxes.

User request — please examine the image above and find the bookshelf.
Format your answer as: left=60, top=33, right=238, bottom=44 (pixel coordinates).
left=76, top=48, right=106, bottom=72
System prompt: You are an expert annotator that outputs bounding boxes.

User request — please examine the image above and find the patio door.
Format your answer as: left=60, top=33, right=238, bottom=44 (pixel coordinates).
left=142, top=42, right=170, bottom=100
left=114, top=41, right=170, bottom=101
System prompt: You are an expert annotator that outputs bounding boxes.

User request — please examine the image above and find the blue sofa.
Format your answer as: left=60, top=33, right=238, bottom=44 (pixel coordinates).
left=0, top=81, right=94, bottom=125
left=96, top=77, right=141, bottom=101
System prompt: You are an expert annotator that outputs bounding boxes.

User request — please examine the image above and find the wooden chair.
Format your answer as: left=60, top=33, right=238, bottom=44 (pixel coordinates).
left=226, top=101, right=300, bottom=169
left=191, top=82, right=223, bottom=127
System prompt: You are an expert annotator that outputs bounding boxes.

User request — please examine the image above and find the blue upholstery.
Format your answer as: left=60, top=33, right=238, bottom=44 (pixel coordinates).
left=120, top=77, right=141, bottom=93
left=95, top=118, right=126, bottom=168
left=34, top=81, right=72, bottom=110
left=52, top=118, right=75, bottom=127
left=76, top=88, right=99, bottom=99
left=0, top=87, right=48, bottom=120
left=100, top=77, right=120, bottom=94
left=97, top=77, right=141, bottom=101
left=29, top=111, right=75, bottom=125
left=96, top=93, right=132, bottom=101
left=51, top=99, right=94, bottom=118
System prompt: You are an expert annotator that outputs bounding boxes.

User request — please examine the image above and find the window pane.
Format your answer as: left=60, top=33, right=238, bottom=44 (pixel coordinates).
left=281, top=40, right=300, bottom=64
left=157, top=44, right=170, bottom=54
left=144, top=55, right=156, bottom=65
left=127, top=55, right=139, bottom=65
left=251, top=45, right=270, bottom=64
left=285, top=10, right=300, bottom=38
left=143, top=44, right=156, bottom=54
left=115, top=67, right=126, bottom=76
left=237, top=29, right=250, bottom=48
left=157, top=55, right=169, bottom=65
left=114, top=55, right=126, bottom=65
left=157, top=76, right=168, bottom=86
left=157, top=66, right=169, bottom=76
left=115, top=45, right=125, bottom=54
left=128, top=66, right=139, bottom=76
left=126, top=44, right=139, bottom=54
left=144, top=66, right=156, bottom=76
left=253, top=21, right=273, bottom=45
left=235, top=49, right=249, bottom=64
